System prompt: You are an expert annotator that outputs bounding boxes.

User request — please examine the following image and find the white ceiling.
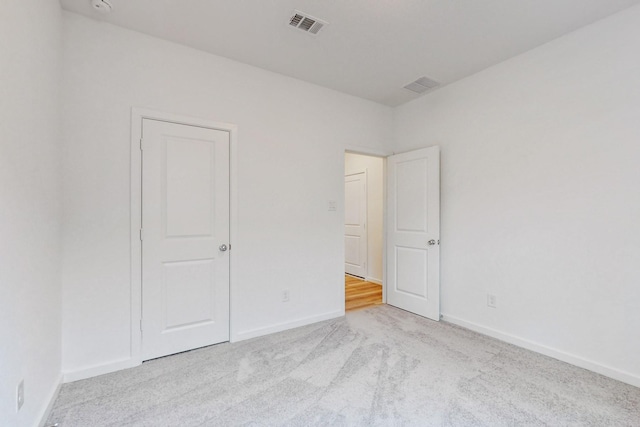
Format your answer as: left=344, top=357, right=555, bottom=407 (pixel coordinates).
left=60, top=0, right=640, bottom=106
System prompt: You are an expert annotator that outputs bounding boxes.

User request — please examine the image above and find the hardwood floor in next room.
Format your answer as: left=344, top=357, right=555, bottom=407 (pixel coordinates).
left=345, top=274, right=382, bottom=311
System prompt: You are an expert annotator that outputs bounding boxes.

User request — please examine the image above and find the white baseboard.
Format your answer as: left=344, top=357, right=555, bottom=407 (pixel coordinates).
left=63, top=357, right=140, bottom=383
left=366, top=277, right=382, bottom=285
left=442, top=314, right=640, bottom=389
left=233, top=310, right=344, bottom=342
left=63, top=312, right=345, bottom=382
left=38, top=374, right=62, bottom=427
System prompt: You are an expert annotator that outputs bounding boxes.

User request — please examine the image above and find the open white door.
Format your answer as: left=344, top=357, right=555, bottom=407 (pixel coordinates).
left=141, top=118, right=230, bottom=360
left=345, top=171, right=367, bottom=278
left=386, top=146, right=440, bottom=320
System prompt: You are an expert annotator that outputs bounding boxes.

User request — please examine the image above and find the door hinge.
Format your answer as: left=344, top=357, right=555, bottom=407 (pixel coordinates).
left=139, top=138, right=144, bottom=151
left=139, top=319, right=143, bottom=332
left=139, top=228, right=144, bottom=241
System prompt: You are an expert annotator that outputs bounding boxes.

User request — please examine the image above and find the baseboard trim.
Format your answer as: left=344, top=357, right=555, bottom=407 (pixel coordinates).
left=63, top=311, right=346, bottom=382
left=62, top=357, right=140, bottom=383
left=365, top=277, right=382, bottom=285
left=38, top=374, right=62, bottom=427
left=442, top=314, right=640, bottom=388
left=233, top=310, right=344, bottom=342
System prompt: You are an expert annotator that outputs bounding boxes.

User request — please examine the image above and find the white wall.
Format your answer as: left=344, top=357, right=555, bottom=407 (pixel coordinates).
left=393, top=5, right=640, bottom=385
left=344, top=153, right=384, bottom=283
left=60, top=12, right=392, bottom=377
left=0, top=1, right=63, bottom=425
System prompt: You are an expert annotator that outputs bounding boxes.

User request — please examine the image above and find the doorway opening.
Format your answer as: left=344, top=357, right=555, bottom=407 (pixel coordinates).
left=344, top=152, right=384, bottom=311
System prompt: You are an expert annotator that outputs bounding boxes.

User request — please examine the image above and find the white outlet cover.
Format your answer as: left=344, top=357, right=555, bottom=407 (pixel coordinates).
left=328, top=201, right=337, bottom=211
left=487, top=294, right=497, bottom=308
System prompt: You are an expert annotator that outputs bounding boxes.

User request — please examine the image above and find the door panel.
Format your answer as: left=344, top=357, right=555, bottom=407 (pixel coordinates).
left=162, top=259, right=215, bottom=330
left=345, top=171, right=367, bottom=278
left=396, top=247, right=428, bottom=298
left=396, top=158, right=428, bottom=232
left=142, top=119, right=230, bottom=361
left=344, top=236, right=361, bottom=267
left=387, top=147, right=440, bottom=320
left=164, top=138, right=214, bottom=237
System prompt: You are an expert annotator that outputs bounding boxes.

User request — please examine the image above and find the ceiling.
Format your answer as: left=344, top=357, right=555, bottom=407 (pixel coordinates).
left=60, top=0, right=640, bottom=106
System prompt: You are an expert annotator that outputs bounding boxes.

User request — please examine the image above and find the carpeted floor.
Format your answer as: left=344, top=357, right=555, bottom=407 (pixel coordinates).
left=47, top=305, right=640, bottom=426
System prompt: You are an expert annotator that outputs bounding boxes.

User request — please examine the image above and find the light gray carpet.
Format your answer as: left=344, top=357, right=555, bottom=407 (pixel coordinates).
left=47, top=305, right=640, bottom=426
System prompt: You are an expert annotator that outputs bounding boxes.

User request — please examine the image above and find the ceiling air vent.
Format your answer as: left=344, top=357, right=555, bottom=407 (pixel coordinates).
left=289, top=11, right=327, bottom=35
left=403, top=76, right=440, bottom=94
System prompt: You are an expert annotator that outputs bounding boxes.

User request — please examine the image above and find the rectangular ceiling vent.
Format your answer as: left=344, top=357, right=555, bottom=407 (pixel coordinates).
left=403, top=76, right=440, bottom=94
left=289, top=10, right=327, bottom=35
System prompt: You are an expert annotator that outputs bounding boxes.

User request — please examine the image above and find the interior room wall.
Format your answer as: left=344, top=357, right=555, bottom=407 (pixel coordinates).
left=0, top=1, right=63, bottom=425
left=60, top=12, right=392, bottom=379
left=344, top=153, right=384, bottom=284
left=393, top=4, right=640, bottom=385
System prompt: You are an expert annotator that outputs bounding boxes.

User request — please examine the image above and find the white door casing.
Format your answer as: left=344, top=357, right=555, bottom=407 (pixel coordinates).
left=141, top=118, right=230, bottom=360
left=386, top=146, right=440, bottom=320
left=345, top=171, right=367, bottom=278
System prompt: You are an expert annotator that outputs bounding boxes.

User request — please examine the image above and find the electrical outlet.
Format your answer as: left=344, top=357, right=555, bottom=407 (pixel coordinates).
left=282, top=290, right=290, bottom=302
left=487, top=294, right=497, bottom=308
left=17, top=380, right=24, bottom=411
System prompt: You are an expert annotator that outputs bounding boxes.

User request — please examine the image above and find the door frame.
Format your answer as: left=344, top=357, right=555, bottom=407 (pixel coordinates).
left=130, top=108, right=238, bottom=365
left=344, top=169, right=368, bottom=279
left=345, top=146, right=389, bottom=304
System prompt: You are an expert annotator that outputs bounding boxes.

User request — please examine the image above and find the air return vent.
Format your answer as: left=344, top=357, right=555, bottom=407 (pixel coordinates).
left=289, top=10, right=327, bottom=35
left=403, top=76, right=440, bottom=94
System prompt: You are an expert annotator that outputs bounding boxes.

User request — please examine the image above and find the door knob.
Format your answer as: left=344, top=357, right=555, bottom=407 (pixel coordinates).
left=219, top=244, right=228, bottom=252
left=428, top=240, right=436, bottom=246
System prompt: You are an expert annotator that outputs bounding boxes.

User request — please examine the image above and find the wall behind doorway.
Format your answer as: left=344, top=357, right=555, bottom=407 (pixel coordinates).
left=345, top=153, right=384, bottom=284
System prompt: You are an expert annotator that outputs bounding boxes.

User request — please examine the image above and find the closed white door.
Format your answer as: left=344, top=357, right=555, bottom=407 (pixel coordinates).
left=387, top=146, right=440, bottom=320
left=345, top=171, right=367, bottom=278
left=141, top=118, right=230, bottom=361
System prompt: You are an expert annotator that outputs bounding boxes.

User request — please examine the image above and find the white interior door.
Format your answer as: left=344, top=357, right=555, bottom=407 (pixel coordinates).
left=386, top=146, right=440, bottom=320
left=141, top=118, right=230, bottom=360
left=345, top=171, right=367, bottom=278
